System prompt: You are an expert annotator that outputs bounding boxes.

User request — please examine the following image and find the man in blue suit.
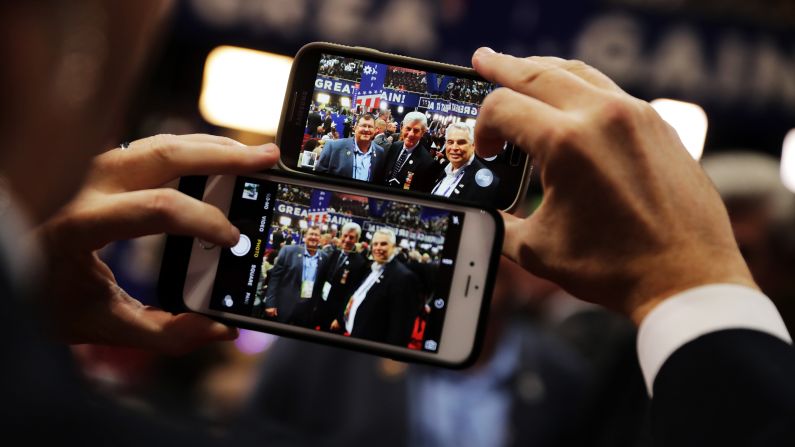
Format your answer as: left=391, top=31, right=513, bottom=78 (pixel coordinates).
left=315, top=113, right=387, bottom=183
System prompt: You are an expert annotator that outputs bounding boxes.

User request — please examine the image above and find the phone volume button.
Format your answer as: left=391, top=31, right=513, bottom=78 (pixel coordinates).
left=288, top=91, right=300, bottom=122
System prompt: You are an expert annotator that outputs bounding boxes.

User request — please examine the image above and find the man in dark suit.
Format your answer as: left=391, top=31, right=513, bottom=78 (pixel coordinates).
left=264, top=226, right=330, bottom=327
left=382, top=111, right=439, bottom=192
left=323, top=111, right=333, bottom=135
left=315, top=113, right=386, bottom=182
left=431, top=122, right=500, bottom=205
left=306, top=105, right=323, bottom=138
left=310, top=222, right=369, bottom=331
left=330, top=229, right=420, bottom=346
left=270, top=225, right=290, bottom=249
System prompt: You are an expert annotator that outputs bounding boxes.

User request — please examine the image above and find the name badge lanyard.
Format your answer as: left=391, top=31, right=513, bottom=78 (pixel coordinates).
left=437, top=167, right=467, bottom=197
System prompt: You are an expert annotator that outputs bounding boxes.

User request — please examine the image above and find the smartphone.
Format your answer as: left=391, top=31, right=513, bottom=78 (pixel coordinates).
left=276, top=42, right=531, bottom=212
left=159, top=171, right=502, bottom=368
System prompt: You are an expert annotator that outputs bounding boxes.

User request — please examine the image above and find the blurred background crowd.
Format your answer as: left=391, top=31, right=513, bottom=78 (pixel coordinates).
left=72, top=0, right=793, bottom=445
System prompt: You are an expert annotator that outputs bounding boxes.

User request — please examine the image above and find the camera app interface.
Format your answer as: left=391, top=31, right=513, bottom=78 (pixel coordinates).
left=210, top=177, right=465, bottom=352
left=296, top=53, right=518, bottom=208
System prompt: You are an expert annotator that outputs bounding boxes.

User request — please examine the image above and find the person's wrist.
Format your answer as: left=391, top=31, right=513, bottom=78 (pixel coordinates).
left=626, top=248, right=757, bottom=325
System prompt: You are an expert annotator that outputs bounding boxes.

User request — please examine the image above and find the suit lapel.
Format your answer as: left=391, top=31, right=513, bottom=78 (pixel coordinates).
left=344, top=138, right=357, bottom=176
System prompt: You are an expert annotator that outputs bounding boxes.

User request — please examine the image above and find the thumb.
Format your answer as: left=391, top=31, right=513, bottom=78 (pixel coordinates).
left=499, top=210, right=548, bottom=278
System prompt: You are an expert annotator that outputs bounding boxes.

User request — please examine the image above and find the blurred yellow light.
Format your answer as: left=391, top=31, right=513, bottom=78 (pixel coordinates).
left=317, top=93, right=330, bottom=104
left=650, top=99, right=708, bottom=160
left=340, top=97, right=351, bottom=108
left=782, top=129, right=795, bottom=193
left=199, top=46, right=293, bottom=135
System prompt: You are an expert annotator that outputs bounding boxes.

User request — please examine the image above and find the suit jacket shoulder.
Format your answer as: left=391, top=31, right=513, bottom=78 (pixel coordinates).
left=457, top=158, right=500, bottom=204
left=316, top=137, right=355, bottom=175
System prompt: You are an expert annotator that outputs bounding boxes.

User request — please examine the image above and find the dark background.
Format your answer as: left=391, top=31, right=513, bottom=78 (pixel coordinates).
left=129, top=0, right=795, bottom=160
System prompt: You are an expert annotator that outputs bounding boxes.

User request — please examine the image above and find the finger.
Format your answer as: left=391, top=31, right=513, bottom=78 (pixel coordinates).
left=95, top=134, right=280, bottom=191
left=140, top=310, right=238, bottom=355
left=474, top=87, right=569, bottom=160
left=122, top=133, right=247, bottom=150
left=472, top=47, right=599, bottom=109
left=62, top=188, right=240, bottom=251
left=110, top=299, right=238, bottom=355
left=499, top=210, right=548, bottom=278
left=526, top=56, right=624, bottom=93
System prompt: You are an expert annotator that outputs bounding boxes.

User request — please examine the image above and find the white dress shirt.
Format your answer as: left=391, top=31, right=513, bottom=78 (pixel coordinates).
left=432, top=156, right=474, bottom=197
left=345, top=262, right=385, bottom=334
left=637, top=283, right=791, bottom=396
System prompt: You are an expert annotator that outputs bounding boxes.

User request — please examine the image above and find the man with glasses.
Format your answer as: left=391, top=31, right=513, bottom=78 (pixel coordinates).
left=315, top=113, right=387, bottom=182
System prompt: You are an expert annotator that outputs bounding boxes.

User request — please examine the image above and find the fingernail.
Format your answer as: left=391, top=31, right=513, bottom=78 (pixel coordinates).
left=259, top=144, right=277, bottom=153
left=210, top=322, right=238, bottom=339
left=475, top=47, right=496, bottom=56
left=229, top=225, right=241, bottom=245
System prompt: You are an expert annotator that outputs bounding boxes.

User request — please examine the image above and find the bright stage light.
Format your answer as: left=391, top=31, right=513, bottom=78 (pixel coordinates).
left=782, top=128, right=795, bottom=193
left=650, top=99, right=708, bottom=160
left=199, top=46, right=293, bottom=135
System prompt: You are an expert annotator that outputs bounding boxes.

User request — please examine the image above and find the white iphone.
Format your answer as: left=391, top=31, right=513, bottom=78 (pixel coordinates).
left=161, top=170, right=502, bottom=368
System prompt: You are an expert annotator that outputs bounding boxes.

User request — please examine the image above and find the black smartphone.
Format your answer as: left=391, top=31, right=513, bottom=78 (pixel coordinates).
left=276, top=42, right=531, bottom=211
left=159, top=171, right=503, bottom=368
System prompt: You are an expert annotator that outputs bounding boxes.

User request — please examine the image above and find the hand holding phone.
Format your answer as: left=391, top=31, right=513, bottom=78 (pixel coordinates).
left=38, top=134, right=278, bottom=352
left=470, top=48, right=755, bottom=323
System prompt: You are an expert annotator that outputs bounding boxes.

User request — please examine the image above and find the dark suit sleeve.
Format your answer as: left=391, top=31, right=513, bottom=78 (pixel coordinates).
left=411, top=149, right=438, bottom=193
left=651, top=329, right=795, bottom=446
left=371, top=146, right=387, bottom=184
left=310, top=252, right=331, bottom=302
left=264, top=247, right=290, bottom=308
left=386, top=268, right=420, bottom=345
left=315, top=142, right=334, bottom=173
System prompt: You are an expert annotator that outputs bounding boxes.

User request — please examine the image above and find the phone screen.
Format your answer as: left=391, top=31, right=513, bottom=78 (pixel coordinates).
left=285, top=51, right=528, bottom=210
left=209, top=176, right=466, bottom=353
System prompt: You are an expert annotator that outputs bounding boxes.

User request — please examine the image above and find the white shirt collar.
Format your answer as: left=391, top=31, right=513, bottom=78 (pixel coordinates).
left=403, top=141, right=419, bottom=152
left=444, top=154, right=475, bottom=176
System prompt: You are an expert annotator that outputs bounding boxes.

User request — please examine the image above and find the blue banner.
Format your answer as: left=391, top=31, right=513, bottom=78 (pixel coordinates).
left=424, top=73, right=455, bottom=95
left=309, top=189, right=331, bottom=213
left=353, top=62, right=387, bottom=110
left=418, top=97, right=479, bottom=117
left=314, top=77, right=357, bottom=96
left=366, top=198, right=390, bottom=218
left=315, top=76, right=480, bottom=118
left=359, top=62, right=387, bottom=92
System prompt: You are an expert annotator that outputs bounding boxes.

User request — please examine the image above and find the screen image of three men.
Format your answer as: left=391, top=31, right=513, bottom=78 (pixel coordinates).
left=314, top=112, right=501, bottom=205
left=257, top=213, right=443, bottom=348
